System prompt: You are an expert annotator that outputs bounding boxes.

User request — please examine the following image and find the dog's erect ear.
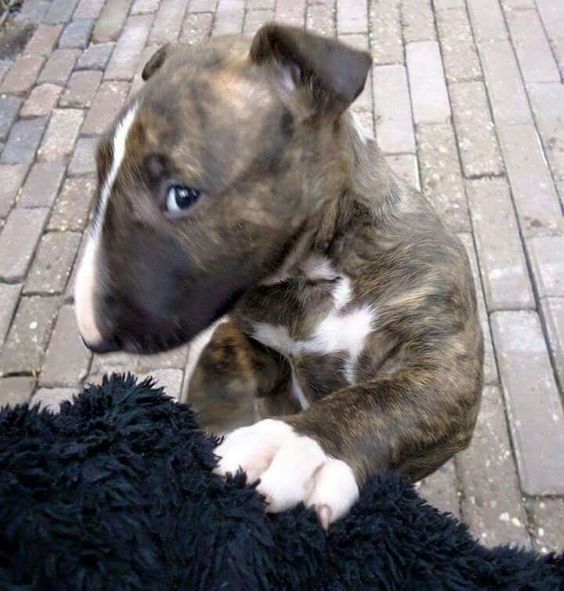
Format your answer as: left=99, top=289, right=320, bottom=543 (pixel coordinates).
left=250, top=24, right=372, bottom=114
left=142, top=44, right=171, bottom=81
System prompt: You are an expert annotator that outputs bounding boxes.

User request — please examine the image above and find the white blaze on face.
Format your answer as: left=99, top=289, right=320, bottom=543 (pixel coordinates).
left=74, top=103, right=140, bottom=347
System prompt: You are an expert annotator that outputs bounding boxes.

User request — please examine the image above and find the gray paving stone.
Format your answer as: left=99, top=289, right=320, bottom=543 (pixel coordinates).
left=58, top=19, right=94, bottom=49
left=189, top=0, right=217, bottom=11
left=90, top=351, right=140, bottom=375
left=20, top=84, right=63, bottom=118
left=24, top=232, right=82, bottom=295
left=0, top=283, right=21, bottom=346
left=18, top=162, right=66, bottom=208
left=0, top=164, right=28, bottom=218
left=497, top=124, right=564, bottom=237
left=149, top=0, right=186, bottom=45
left=43, top=0, right=80, bottom=24
left=243, top=9, right=275, bottom=35
left=528, top=236, right=564, bottom=298
left=543, top=297, right=564, bottom=389
left=76, top=43, right=114, bottom=71
left=37, top=109, right=84, bottom=163
left=40, top=305, right=91, bottom=387
left=418, top=460, right=460, bottom=518
left=450, top=81, right=504, bottom=178
left=0, top=296, right=59, bottom=376
left=48, top=175, right=96, bottom=232
left=352, top=110, right=374, bottom=136
left=536, top=0, right=564, bottom=77
left=416, top=123, right=470, bottom=233
left=0, top=56, right=45, bottom=95
left=82, top=81, right=129, bottom=136
left=92, top=0, right=131, bottom=43
left=1, top=117, right=47, bottom=165
left=406, top=42, right=451, bottom=125
left=213, top=0, right=246, bottom=34
left=14, top=0, right=50, bottom=25
left=370, top=0, right=402, bottom=64
left=458, top=233, right=498, bottom=385
left=467, top=178, right=534, bottom=311
left=60, top=70, right=102, bottom=108
left=373, top=65, right=415, bottom=154
left=74, top=0, right=106, bottom=19
left=478, top=41, right=532, bottom=125
left=106, top=15, right=154, bottom=80
left=132, top=0, right=160, bottom=14
left=385, top=154, right=420, bottom=191
left=68, top=137, right=98, bottom=176
left=31, top=387, right=75, bottom=412
left=136, top=345, right=190, bottom=372
left=24, top=24, right=62, bottom=57
left=506, top=8, right=560, bottom=83
left=457, top=386, right=530, bottom=548
left=528, top=498, right=564, bottom=554
left=138, top=369, right=184, bottom=401
left=274, top=0, right=305, bottom=28
left=337, top=35, right=372, bottom=113
left=491, top=311, right=564, bottom=495
left=0, top=376, right=35, bottom=407
left=0, top=208, right=48, bottom=282
left=306, top=1, right=335, bottom=37
left=179, top=11, right=214, bottom=44
left=436, top=7, right=482, bottom=83
left=400, top=0, right=435, bottom=43
left=38, top=48, right=80, bottom=85
left=466, top=0, right=508, bottom=41
left=0, top=96, right=22, bottom=142
left=337, top=0, right=367, bottom=34
left=0, top=59, right=12, bottom=86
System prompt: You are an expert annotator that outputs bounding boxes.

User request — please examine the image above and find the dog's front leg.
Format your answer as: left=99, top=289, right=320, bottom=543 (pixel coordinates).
left=215, top=368, right=481, bottom=528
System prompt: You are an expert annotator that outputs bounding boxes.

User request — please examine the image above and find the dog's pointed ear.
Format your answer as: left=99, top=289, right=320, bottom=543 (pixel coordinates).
left=142, top=44, right=171, bottom=81
left=250, top=24, right=372, bottom=115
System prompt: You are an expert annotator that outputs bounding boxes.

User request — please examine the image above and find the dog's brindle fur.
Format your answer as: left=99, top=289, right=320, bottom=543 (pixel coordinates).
left=75, top=25, right=483, bottom=524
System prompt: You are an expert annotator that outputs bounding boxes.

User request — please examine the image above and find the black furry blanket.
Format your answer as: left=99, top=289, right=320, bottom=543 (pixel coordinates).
left=0, top=375, right=562, bottom=590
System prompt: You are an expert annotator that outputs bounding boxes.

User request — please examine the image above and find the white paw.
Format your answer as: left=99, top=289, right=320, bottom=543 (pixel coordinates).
left=214, top=419, right=359, bottom=528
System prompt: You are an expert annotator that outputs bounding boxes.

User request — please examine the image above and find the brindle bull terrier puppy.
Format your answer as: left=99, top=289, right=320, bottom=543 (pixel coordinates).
left=74, top=25, right=483, bottom=529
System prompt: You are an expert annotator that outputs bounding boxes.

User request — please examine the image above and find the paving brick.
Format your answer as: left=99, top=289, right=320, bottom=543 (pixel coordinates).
left=76, top=43, right=115, bottom=71
left=0, top=59, right=12, bottom=86
left=416, top=123, right=470, bottom=233
left=501, top=0, right=535, bottom=7
left=20, top=84, right=63, bottom=118
left=31, top=387, right=75, bottom=412
left=0, top=377, right=35, bottom=407
left=528, top=236, right=564, bottom=298
left=306, top=1, right=335, bottom=37
left=138, top=369, right=184, bottom=401
left=458, top=233, right=498, bottom=385
left=373, top=65, right=415, bottom=153
left=0, top=56, right=45, bottom=96
left=136, top=345, right=190, bottom=372
left=40, top=305, right=91, bottom=387
left=38, top=48, right=80, bottom=85
left=0, top=283, right=21, bottom=346
left=24, top=232, right=81, bottom=295
left=1, top=117, right=47, bottom=165
left=247, top=0, right=274, bottom=8
left=370, top=0, right=403, bottom=64
left=90, top=351, right=140, bottom=375
left=275, top=0, right=306, bottom=27
left=400, top=0, right=435, bottom=43
left=127, top=45, right=157, bottom=101
left=529, top=498, right=564, bottom=554
left=491, top=310, right=564, bottom=495
left=528, top=83, right=564, bottom=187
left=18, top=162, right=66, bottom=207
left=64, top=236, right=87, bottom=303
left=406, top=42, right=450, bottom=125
left=106, top=15, right=154, bottom=80
left=497, top=124, right=563, bottom=237
left=58, top=19, right=94, bottom=49
left=466, top=0, right=507, bottom=41
left=418, top=460, right=460, bottom=518
left=542, top=297, right=564, bottom=388
left=60, top=70, right=102, bottom=107
left=15, top=0, right=50, bottom=24
left=536, top=0, right=564, bottom=77
left=0, top=296, right=59, bottom=376
left=243, top=9, right=275, bottom=35
left=92, top=0, right=131, bottom=43
left=436, top=7, right=482, bottom=83
left=338, top=35, right=372, bottom=113
left=506, top=9, right=560, bottom=83
left=467, top=178, right=534, bottom=311
left=386, top=154, right=420, bottom=191
left=434, top=0, right=465, bottom=9
left=43, top=0, right=80, bottom=24
left=337, top=0, right=367, bottom=34
left=132, top=0, right=160, bottom=14
left=179, top=11, right=214, bottom=44
left=74, top=0, right=106, bottom=19
left=82, top=81, right=129, bottom=135
left=478, top=41, right=532, bottom=125
left=0, top=95, right=22, bottom=142
left=149, top=0, right=186, bottom=45
left=0, top=208, right=48, bottom=282
left=214, top=0, right=245, bottom=34
left=24, top=24, right=62, bottom=57
left=450, top=81, right=503, bottom=177
left=457, top=386, right=530, bottom=548
left=48, top=175, right=96, bottom=232
left=68, top=137, right=98, bottom=176
left=0, top=164, right=28, bottom=218
left=188, top=0, right=216, bottom=11
left=351, top=110, right=374, bottom=136
left=37, top=109, right=84, bottom=163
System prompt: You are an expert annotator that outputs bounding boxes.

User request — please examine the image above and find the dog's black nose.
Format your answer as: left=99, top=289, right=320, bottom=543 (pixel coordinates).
left=81, top=335, right=120, bottom=355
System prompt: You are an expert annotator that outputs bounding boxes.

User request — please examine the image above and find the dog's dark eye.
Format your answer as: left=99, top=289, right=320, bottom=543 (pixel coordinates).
left=166, top=185, right=201, bottom=214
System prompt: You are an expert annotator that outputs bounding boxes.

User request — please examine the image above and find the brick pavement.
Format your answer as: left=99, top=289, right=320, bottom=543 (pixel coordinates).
left=0, top=0, right=563, bottom=553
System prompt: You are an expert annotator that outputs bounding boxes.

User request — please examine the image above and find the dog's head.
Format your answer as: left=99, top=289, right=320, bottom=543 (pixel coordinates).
left=75, top=25, right=371, bottom=354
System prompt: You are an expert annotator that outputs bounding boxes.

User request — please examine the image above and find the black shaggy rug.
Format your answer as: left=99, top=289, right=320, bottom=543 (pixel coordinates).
left=0, top=374, right=562, bottom=590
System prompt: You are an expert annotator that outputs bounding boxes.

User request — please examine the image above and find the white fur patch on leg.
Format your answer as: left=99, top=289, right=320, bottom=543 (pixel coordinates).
left=214, top=419, right=359, bottom=527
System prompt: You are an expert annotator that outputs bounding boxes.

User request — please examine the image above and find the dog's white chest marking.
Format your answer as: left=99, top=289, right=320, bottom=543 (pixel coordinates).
left=252, top=257, right=376, bottom=403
